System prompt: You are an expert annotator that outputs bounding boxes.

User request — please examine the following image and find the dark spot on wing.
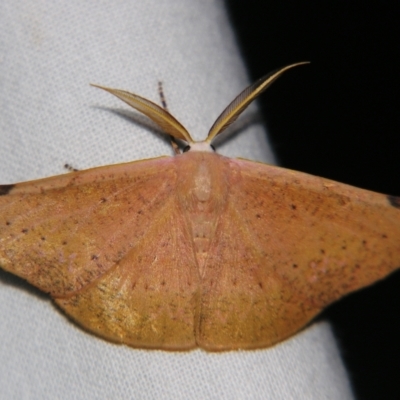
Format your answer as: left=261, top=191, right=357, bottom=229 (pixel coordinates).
left=21, top=228, right=28, bottom=234
left=388, top=195, right=400, bottom=208
left=0, top=184, right=15, bottom=196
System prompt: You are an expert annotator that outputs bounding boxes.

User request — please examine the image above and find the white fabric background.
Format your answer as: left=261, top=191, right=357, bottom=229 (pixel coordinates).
left=0, top=1, right=354, bottom=398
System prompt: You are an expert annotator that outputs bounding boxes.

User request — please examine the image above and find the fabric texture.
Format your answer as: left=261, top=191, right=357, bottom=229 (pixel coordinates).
left=0, top=1, right=354, bottom=398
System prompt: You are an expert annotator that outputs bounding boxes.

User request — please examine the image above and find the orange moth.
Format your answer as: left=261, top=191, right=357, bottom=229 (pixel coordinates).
left=1, top=63, right=400, bottom=351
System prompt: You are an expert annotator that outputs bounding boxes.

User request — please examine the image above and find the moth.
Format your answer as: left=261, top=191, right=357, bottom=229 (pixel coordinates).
left=1, top=63, right=399, bottom=351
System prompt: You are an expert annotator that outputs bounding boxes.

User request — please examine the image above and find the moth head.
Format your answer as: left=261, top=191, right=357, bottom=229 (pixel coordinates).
left=182, top=143, right=216, bottom=153
left=91, top=62, right=309, bottom=154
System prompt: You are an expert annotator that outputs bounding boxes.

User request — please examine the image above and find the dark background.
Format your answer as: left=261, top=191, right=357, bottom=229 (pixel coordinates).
left=224, top=2, right=400, bottom=399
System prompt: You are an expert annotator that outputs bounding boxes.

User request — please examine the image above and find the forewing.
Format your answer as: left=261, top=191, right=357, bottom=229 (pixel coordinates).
left=56, top=203, right=199, bottom=350
left=197, top=158, right=400, bottom=350
left=0, top=156, right=200, bottom=349
left=0, top=157, right=178, bottom=296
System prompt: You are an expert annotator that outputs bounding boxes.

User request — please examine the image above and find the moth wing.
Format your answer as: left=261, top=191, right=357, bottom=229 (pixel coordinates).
left=197, top=159, right=400, bottom=350
left=0, top=157, right=199, bottom=349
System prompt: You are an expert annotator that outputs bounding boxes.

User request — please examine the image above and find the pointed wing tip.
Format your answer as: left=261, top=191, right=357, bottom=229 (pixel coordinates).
left=0, top=184, right=15, bottom=196
left=388, top=195, right=400, bottom=208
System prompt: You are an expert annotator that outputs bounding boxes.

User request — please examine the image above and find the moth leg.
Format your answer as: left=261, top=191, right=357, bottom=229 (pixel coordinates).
left=158, top=81, right=180, bottom=155
left=64, top=163, right=79, bottom=172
